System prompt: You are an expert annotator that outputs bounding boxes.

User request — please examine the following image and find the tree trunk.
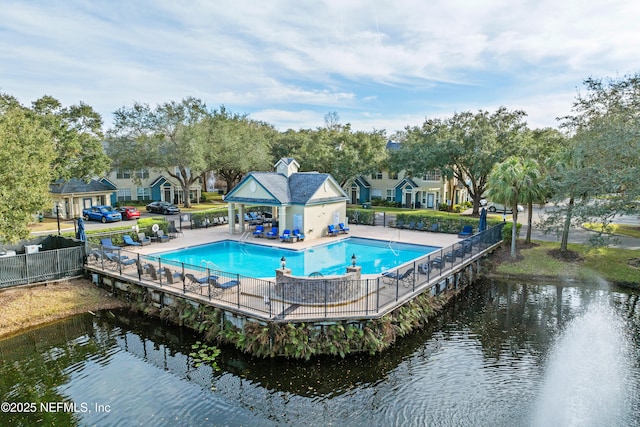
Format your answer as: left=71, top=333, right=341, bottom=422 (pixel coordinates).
left=525, top=201, right=533, bottom=243
left=560, top=197, right=574, bottom=252
left=510, top=204, right=518, bottom=257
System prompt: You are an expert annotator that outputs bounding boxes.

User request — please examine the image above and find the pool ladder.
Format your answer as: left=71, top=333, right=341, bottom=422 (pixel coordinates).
left=200, top=260, right=222, bottom=272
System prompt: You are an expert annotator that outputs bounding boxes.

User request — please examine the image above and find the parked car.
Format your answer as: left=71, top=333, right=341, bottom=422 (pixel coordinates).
left=82, top=205, right=122, bottom=223
left=485, top=201, right=524, bottom=213
left=118, top=206, right=141, bottom=220
left=146, top=201, right=181, bottom=215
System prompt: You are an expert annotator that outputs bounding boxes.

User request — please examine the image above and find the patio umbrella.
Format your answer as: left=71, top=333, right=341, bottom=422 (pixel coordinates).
left=76, top=217, right=87, bottom=241
left=479, top=207, right=487, bottom=232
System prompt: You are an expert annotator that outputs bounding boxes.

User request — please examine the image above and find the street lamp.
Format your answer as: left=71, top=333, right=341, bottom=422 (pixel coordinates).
left=280, top=256, right=286, bottom=270
left=56, top=203, right=61, bottom=236
left=351, top=253, right=357, bottom=267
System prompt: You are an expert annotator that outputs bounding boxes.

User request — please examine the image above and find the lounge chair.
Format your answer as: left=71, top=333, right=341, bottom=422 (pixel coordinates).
left=137, top=233, right=151, bottom=246
left=458, top=225, right=473, bottom=238
left=100, top=238, right=120, bottom=251
left=156, top=230, right=169, bottom=243
left=280, top=229, right=292, bottom=242
left=415, top=222, right=425, bottom=231
left=338, top=223, right=350, bottom=233
left=185, top=273, right=219, bottom=294
left=327, top=224, right=340, bottom=236
left=292, top=229, right=305, bottom=241
left=253, top=225, right=265, bottom=238
left=430, top=223, right=439, bottom=232
left=265, top=227, right=279, bottom=239
left=105, top=252, right=135, bottom=268
left=395, top=220, right=405, bottom=229
left=168, top=222, right=183, bottom=238
left=382, top=267, right=415, bottom=287
left=163, top=267, right=183, bottom=284
left=123, top=235, right=141, bottom=246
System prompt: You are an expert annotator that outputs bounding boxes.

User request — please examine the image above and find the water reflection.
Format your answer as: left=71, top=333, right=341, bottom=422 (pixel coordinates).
left=0, top=280, right=639, bottom=426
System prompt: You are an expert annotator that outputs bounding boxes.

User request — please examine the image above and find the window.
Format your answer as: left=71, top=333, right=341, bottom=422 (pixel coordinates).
left=389, top=172, right=398, bottom=180
left=116, top=188, right=132, bottom=201
left=386, top=189, right=394, bottom=201
left=137, top=187, right=151, bottom=201
left=371, top=172, right=383, bottom=180
left=116, top=169, right=131, bottom=179
left=135, top=169, right=149, bottom=179
left=371, top=189, right=382, bottom=199
left=422, top=170, right=441, bottom=181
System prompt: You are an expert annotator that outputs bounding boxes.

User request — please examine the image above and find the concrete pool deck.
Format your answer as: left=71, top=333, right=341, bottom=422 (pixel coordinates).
left=131, top=223, right=462, bottom=256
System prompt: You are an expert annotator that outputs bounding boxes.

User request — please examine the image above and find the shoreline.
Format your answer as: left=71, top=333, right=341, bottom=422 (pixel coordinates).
left=0, top=278, right=127, bottom=340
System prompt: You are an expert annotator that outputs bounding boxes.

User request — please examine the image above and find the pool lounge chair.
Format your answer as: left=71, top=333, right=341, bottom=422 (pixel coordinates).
left=327, top=224, right=340, bottom=236
left=123, top=235, right=141, bottom=246
left=185, top=273, right=219, bottom=294
left=280, top=229, right=292, bottom=242
left=105, top=252, right=136, bottom=268
left=156, top=230, right=170, bottom=243
left=338, top=223, right=350, bottom=234
left=382, top=267, right=415, bottom=287
left=100, top=238, right=120, bottom=251
left=253, top=225, right=265, bottom=237
left=458, top=225, right=473, bottom=238
left=292, top=229, right=305, bottom=241
left=265, top=227, right=279, bottom=239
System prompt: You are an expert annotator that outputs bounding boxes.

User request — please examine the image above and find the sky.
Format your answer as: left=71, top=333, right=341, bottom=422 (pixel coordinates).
left=2, top=0, right=639, bottom=135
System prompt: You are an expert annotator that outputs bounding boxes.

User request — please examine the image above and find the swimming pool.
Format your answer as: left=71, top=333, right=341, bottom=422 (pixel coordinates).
left=153, top=237, right=439, bottom=277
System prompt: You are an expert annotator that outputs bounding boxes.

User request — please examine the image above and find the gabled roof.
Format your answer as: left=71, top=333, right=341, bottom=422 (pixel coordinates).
left=354, top=176, right=371, bottom=188
left=394, top=177, right=419, bottom=190
left=150, top=176, right=169, bottom=188
left=225, top=171, right=348, bottom=206
left=50, top=178, right=115, bottom=194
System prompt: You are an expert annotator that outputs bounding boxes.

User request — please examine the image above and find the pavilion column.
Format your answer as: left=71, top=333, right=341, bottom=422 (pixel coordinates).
left=239, top=204, right=245, bottom=233
left=278, top=205, right=287, bottom=232
left=228, top=203, right=236, bottom=234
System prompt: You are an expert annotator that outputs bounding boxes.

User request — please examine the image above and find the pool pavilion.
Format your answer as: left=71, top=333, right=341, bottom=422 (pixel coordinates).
left=223, top=158, right=350, bottom=240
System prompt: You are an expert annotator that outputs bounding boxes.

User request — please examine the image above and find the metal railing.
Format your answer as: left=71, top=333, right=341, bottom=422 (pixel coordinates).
left=86, top=223, right=505, bottom=321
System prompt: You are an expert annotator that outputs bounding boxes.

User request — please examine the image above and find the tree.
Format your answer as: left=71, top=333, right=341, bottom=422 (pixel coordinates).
left=392, top=108, right=529, bottom=214
left=0, top=103, right=55, bottom=243
left=203, top=107, right=276, bottom=191
left=486, top=157, right=540, bottom=257
left=107, top=98, right=211, bottom=208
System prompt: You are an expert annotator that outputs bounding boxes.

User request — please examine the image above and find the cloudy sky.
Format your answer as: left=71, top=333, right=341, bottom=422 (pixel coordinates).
left=2, top=0, right=638, bottom=134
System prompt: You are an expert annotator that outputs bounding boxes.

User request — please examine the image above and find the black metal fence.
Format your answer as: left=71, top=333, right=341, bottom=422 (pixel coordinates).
left=86, top=223, right=505, bottom=321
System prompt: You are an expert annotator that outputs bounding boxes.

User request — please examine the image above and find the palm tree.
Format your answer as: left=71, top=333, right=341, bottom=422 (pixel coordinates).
left=518, top=159, right=544, bottom=244
left=486, top=157, right=539, bottom=257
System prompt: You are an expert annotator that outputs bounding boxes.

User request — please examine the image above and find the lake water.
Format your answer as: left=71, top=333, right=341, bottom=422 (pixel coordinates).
left=1, top=279, right=639, bottom=426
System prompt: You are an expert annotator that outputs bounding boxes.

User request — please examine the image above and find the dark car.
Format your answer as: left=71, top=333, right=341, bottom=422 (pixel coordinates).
left=82, top=205, right=122, bottom=223
left=118, top=206, right=141, bottom=220
left=146, top=201, right=181, bottom=215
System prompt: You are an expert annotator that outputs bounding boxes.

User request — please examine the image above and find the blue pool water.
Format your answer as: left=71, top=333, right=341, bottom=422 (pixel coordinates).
left=153, top=237, right=439, bottom=277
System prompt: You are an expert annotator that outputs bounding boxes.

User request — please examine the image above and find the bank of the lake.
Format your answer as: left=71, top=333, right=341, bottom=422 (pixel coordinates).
left=0, top=279, right=127, bottom=339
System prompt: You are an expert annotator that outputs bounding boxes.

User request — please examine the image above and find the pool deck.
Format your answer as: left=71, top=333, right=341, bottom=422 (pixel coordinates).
left=131, top=223, right=461, bottom=256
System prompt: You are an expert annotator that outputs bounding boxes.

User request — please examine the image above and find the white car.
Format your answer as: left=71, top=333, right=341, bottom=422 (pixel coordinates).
left=486, top=202, right=524, bottom=213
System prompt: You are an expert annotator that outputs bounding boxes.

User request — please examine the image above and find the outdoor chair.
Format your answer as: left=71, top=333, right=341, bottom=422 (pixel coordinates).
left=137, top=233, right=151, bottom=246
left=123, top=235, right=141, bottom=246
left=168, top=222, right=183, bottom=238
left=156, top=230, right=170, bottom=243
left=338, top=223, right=350, bottom=233
left=415, top=222, right=425, bottom=231
left=100, top=238, right=120, bottom=251
left=327, top=224, right=340, bottom=236
left=382, top=267, right=415, bottom=287
left=280, top=229, right=292, bottom=242
left=105, top=252, right=136, bottom=268
left=253, top=225, right=265, bottom=238
left=292, top=229, right=305, bottom=241
left=163, top=267, right=183, bottom=285
left=458, top=225, right=473, bottom=238
left=185, top=273, right=219, bottom=294
left=430, top=223, right=440, bottom=232
left=265, top=227, right=279, bottom=239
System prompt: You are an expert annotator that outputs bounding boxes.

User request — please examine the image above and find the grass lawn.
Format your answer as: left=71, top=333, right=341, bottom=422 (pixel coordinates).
left=583, top=222, right=640, bottom=239
left=0, top=279, right=127, bottom=339
left=494, top=240, right=640, bottom=285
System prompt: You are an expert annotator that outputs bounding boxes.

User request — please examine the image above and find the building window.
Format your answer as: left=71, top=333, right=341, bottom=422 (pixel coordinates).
left=371, top=171, right=383, bottom=180
left=137, top=187, right=151, bottom=201
left=116, top=169, right=131, bottom=179
left=116, top=188, right=132, bottom=201
left=386, top=189, right=394, bottom=201
left=422, top=170, right=441, bottom=181
left=135, top=169, right=149, bottom=179
left=371, top=189, right=382, bottom=199
left=389, top=172, right=398, bottom=180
